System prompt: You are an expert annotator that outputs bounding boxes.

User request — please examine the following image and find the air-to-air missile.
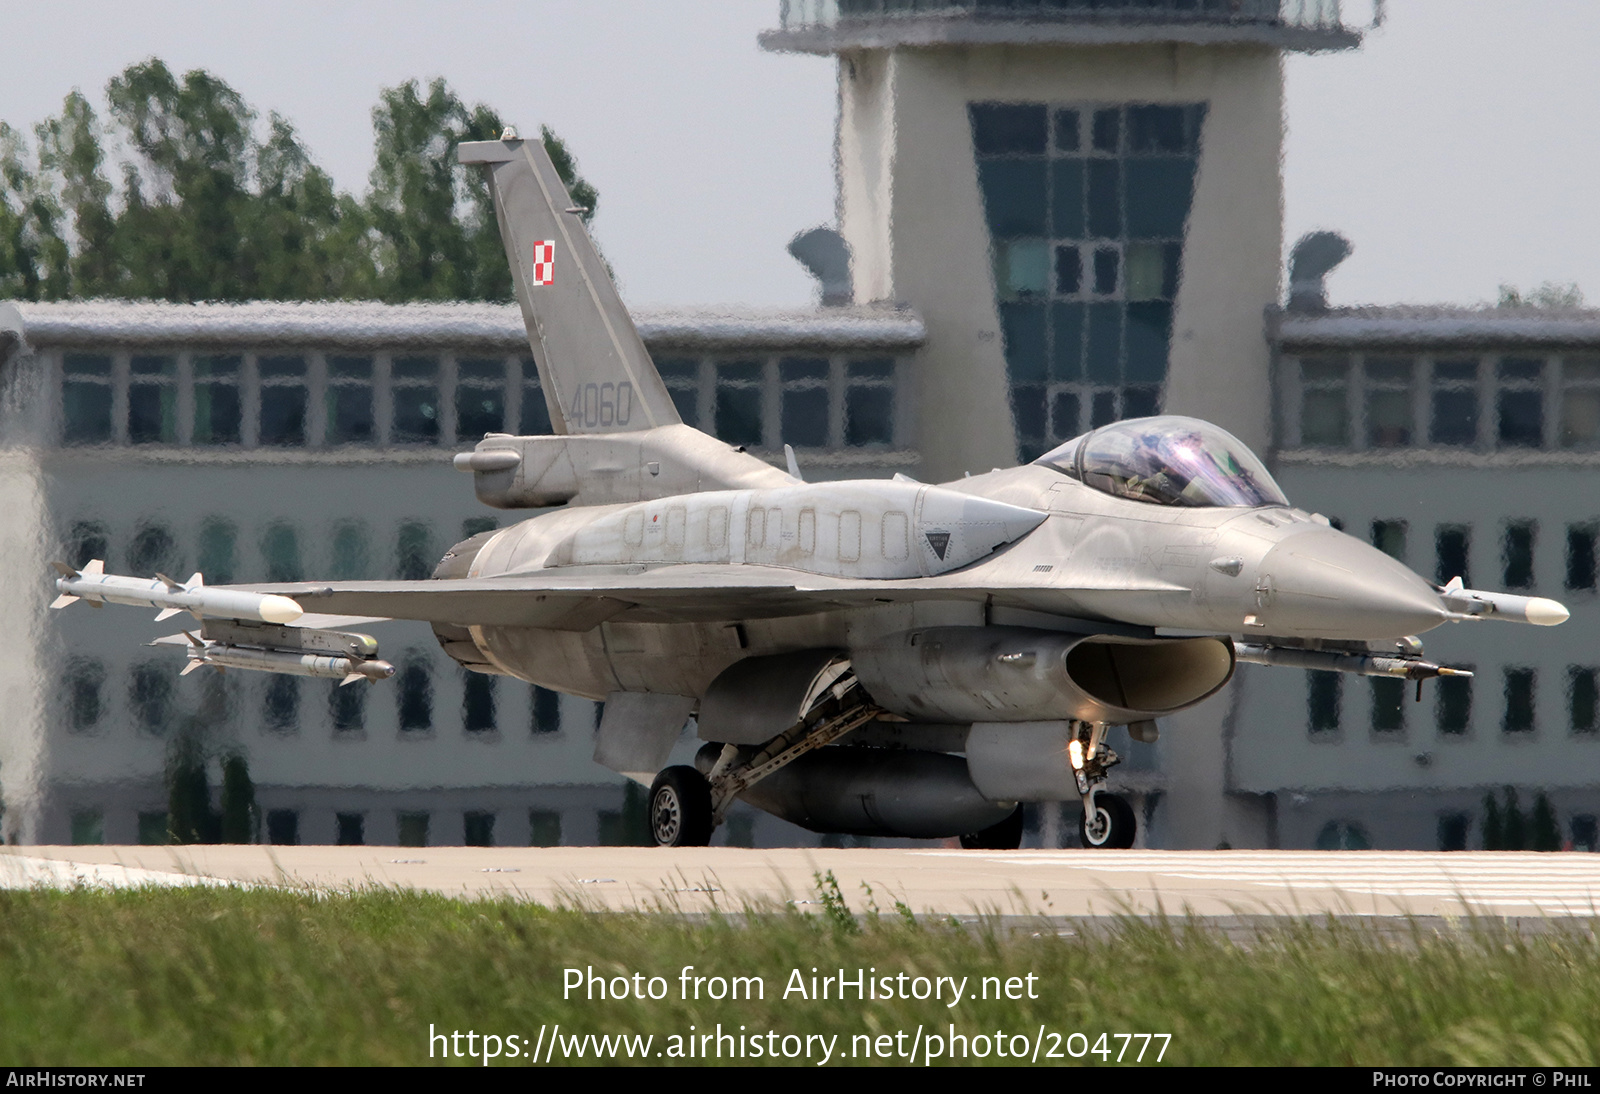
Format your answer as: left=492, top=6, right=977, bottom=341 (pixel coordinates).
left=50, top=560, right=304, bottom=624
left=54, top=561, right=393, bottom=685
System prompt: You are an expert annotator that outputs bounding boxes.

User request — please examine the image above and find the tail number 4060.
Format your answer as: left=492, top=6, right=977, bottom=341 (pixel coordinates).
left=569, top=381, right=633, bottom=428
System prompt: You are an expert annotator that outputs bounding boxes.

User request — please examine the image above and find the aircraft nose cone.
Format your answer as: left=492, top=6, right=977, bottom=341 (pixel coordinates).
left=1256, top=528, right=1448, bottom=641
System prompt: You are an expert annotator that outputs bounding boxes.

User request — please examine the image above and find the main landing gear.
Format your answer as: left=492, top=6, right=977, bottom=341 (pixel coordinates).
left=649, top=670, right=880, bottom=847
left=1070, top=720, right=1137, bottom=849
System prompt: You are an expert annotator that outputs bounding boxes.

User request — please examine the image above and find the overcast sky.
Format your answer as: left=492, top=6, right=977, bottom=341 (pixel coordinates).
left=3, top=0, right=1596, bottom=309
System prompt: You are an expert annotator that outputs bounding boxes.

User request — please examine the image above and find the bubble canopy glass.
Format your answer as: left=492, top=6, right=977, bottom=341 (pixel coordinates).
left=1035, top=415, right=1289, bottom=508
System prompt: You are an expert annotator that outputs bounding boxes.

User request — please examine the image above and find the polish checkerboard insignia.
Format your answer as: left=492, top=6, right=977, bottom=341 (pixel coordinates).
left=532, top=241, right=555, bottom=285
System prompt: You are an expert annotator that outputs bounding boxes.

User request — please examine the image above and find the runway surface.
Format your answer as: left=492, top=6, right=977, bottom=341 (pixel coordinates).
left=6, top=845, right=1600, bottom=921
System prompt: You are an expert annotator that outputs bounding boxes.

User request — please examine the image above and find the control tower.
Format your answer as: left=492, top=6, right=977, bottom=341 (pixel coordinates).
left=764, top=0, right=1363, bottom=848
left=764, top=0, right=1360, bottom=476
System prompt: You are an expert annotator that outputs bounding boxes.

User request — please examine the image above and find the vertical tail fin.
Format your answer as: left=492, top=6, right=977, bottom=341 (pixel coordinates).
left=458, top=134, right=679, bottom=435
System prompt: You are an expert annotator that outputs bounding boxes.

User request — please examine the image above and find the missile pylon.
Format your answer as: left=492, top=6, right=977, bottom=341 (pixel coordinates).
left=50, top=560, right=303, bottom=624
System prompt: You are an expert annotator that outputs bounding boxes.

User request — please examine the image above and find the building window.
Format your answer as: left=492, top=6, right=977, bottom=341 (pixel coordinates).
left=391, top=356, right=440, bottom=444
left=463, top=673, right=496, bottom=733
left=464, top=811, right=496, bottom=847
left=61, top=353, right=113, bottom=444
left=1572, top=814, right=1599, bottom=853
left=1371, top=520, right=1407, bottom=564
left=398, top=662, right=432, bottom=733
left=1436, top=525, right=1470, bottom=587
left=1436, top=674, right=1472, bottom=736
left=70, top=810, right=104, bottom=846
left=1314, top=820, right=1371, bottom=850
left=1497, top=356, right=1545, bottom=447
left=397, top=811, right=429, bottom=847
left=330, top=681, right=364, bottom=734
left=130, top=662, right=172, bottom=736
left=128, top=355, right=177, bottom=444
left=456, top=357, right=507, bottom=440
left=529, top=810, right=562, bottom=847
left=1299, top=356, right=1350, bottom=446
left=66, top=658, right=105, bottom=733
left=1437, top=813, right=1469, bottom=852
left=1308, top=670, right=1341, bottom=734
left=336, top=812, right=365, bottom=846
left=844, top=359, right=895, bottom=447
left=532, top=686, right=561, bottom=734
left=396, top=521, right=433, bottom=581
left=1502, top=521, right=1535, bottom=590
left=1364, top=357, right=1414, bottom=447
left=519, top=357, right=552, bottom=434
left=1370, top=677, right=1405, bottom=734
left=714, top=360, right=764, bottom=448
left=265, top=676, right=299, bottom=734
left=1566, top=525, right=1597, bottom=591
left=266, top=809, right=299, bottom=845
left=67, top=521, right=109, bottom=569
left=1429, top=359, right=1479, bottom=446
left=197, top=517, right=236, bottom=584
left=1503, top=668, right=1536, bottom=733
left=192, top=354, right=242, bottom=445
left=1560, top=355, right=1600, bottom=448
left=128, top=522, right=178, bottom=577
left=972, top=101, right=1201, bottom=461
left=780, top=357, right=829, bottom=448
left=1569, top=667, right=1597, bottom=735
left=330, top=521, right=371, bottom=581
left=261, top=522, right=302, bottom=583
left=656, top=357, right=701, bottom=428
left=326, top=355, right=374, bottom=444
left=137, top=812, right=169, bottom=845
left=259, top=355, right=308, bottom=446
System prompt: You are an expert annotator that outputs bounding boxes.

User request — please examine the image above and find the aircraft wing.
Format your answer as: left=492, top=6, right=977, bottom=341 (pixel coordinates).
left=230, top=565, right=1182, bottom=632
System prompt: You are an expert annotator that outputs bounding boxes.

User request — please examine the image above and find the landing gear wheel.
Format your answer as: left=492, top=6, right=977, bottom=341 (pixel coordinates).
left=1079, top=793, right=1136, bottom=849
left=960, top=805, right=1025, bottom=850
left=649, top=766, right=714, bottom=847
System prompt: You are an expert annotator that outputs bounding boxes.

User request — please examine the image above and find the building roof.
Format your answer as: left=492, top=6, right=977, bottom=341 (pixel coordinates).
left=3, top=300, right=927, bottom=353
left=1277, top=305, right=1600, bottom=351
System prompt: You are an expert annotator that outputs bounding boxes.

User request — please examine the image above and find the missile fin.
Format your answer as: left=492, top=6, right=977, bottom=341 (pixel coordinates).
left=50, top=560, right=77, bottom=578
left=339, top=672, right=365, bottom=687
left=82, top=560, right=104, bottom=575
left=187, top=572, right=203, bottom=588
left=85, top=599, right=102, bottom=609
left=182, top=631, right=205, bottom=648
left=154, top=572, right=182, bottom=591
left=155, top=608, right=182, bottom=621
left=179, top=659, right=204, bottom=676
left=50, top=594, right=79, bottom=609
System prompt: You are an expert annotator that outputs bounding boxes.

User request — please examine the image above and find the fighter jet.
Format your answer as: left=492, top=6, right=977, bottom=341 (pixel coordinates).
left=54, top=132, right=1570, bottom=850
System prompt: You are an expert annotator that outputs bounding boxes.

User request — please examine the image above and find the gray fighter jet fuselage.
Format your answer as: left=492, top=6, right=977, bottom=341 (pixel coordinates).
left=53, top=132, right=1570, bottom=850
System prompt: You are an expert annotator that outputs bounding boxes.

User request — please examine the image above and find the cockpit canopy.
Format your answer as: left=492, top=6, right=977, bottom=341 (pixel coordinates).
left=1035, top=416, right=1289, bottom=508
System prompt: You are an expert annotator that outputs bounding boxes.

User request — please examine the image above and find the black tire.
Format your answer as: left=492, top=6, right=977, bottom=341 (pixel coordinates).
left=1079, top=793, right=1136, bottom=849
left=960, top=805, right=1025, bottom=850
left=649, top=766, right=714, bottom=847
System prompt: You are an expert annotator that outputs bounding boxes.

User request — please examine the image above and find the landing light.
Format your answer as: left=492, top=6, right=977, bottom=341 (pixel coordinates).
left=1068, top=739, right=1085, bottom=771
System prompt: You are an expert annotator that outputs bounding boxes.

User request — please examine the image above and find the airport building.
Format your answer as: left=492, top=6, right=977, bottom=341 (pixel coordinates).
left=3, top=0, right=1597, bottom=850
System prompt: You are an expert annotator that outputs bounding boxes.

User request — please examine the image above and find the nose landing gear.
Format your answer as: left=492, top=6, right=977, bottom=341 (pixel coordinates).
left=1070, top=720, right=1137, bottom=849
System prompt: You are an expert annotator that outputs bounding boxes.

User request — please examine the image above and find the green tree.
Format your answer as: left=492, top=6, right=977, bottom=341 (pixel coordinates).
left=1481, top=790, right=1503, bottom=851
left=0, top=122, right=69, bottom=300
left=33, top=91, right=116, bottom=297
left=1531, top=791, right=1561, bottom=852
left=218, top=754, right=257, bottom=844
left=3, top=60, right=598, bottom=304
left=1501, top=786, right=1527, bottom=852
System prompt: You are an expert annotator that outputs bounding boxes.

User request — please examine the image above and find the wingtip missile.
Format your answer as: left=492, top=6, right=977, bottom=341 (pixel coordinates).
left=49, top=564, right=304, bottom=624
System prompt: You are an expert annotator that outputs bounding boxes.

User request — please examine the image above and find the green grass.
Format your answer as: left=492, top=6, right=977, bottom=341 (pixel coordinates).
left=0, top=878, right=1596, bottom=1065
